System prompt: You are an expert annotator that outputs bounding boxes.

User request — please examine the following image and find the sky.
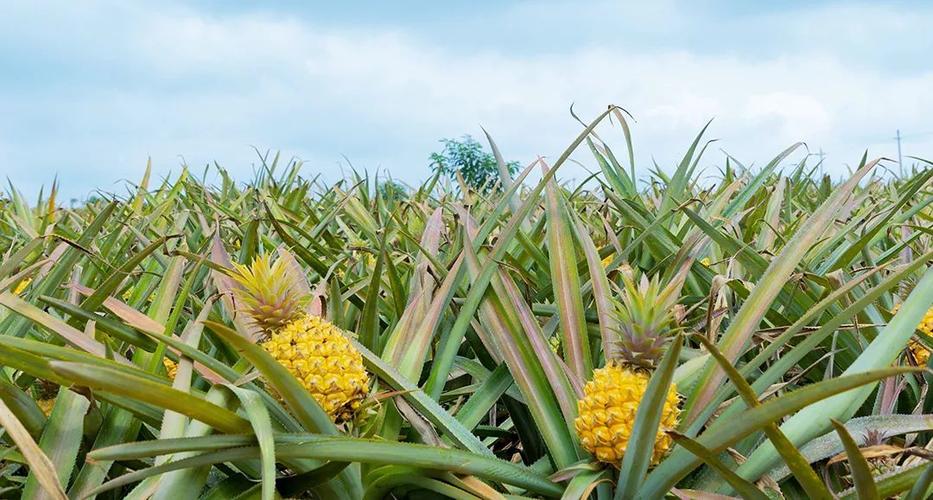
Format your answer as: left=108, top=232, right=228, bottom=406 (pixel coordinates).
left=2, top=0, right=932, bottom=200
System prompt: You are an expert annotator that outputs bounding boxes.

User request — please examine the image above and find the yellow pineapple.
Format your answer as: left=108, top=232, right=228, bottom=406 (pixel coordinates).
left=574, top=266, right=685, bottom=466
left=263, top=315, right=369, bottom=421
left=892, top=304, right=932, bottom=366
left=575, top=365, right=679, bottom=464
left=232, top=254, right=370, bottom=421
left=13, top=277, right=31, bottom=295
left=33, top=380, right=57, bottom=416
left=37, top=398, right=55, bottom=416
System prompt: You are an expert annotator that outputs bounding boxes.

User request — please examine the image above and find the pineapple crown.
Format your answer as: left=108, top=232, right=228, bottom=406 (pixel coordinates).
left=229, top=254, right=309, bottom=336
left=611, top=264, right=687, bottom=369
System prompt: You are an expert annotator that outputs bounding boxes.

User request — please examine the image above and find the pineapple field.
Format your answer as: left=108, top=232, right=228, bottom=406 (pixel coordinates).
left=1, top=108, right=932, bottom=499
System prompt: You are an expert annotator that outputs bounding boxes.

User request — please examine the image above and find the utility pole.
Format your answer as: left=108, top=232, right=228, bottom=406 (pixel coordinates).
left=808, top=148, right=826, bottom=171
left=895, top=129, right=903, bottom=176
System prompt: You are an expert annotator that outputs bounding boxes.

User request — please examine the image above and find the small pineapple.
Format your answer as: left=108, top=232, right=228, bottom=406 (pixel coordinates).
left=263, top=315, right=369, bottom=422
left=33, top=380, right=58, bottom=416
left=164, top=358, right=178, bottom=379
left=574, top=266, right=686, bottom=466
left=230, top=254, right=308, bottom=336
left=862, top=429, right=899, bottom=476
left=892, top=304, right=932, bottom=366
left=548, top=334, right=562, bottom=355
left=37, top=398, right=55, bottom=416
left=232, top=254, right=369, bottom=422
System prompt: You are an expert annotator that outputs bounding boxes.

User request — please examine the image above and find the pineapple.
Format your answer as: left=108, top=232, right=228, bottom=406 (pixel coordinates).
left=575, top=366, right=679, bottom=464
left=574, top=266, right=685, bottom=466
left=33, top=380, right=57, bottom=416
left=892, top=304, right=932, bottom=366
left=164, top=358, right=178, bottom=379
left=231, top=254, right=369, bottom=421
left=263, top=315, right=369, bottom=421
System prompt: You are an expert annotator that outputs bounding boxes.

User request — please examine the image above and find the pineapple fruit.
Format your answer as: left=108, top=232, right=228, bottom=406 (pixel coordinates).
left=164, top=358, right=178, bottom=379
left=37, top=398, right=55, bottom=416
left=33, top=380, right=57, bottom=416
left=231, top=254, right=369, bottom=421
left=574, top=267, right=685, bottom=466
left=575, top=365, right=680, bottom=464
left=263, top=315, right=369, bottom=421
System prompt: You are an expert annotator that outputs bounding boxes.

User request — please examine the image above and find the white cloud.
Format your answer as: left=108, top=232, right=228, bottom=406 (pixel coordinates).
left=1, top=1, right=931, bottom=199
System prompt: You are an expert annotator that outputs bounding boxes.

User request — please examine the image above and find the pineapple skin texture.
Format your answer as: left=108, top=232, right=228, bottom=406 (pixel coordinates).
left=37, top=399, right=55, bottom=416
left=262, top=315, right=369, bottom=421
left=575, top=364, right=680, bottom=465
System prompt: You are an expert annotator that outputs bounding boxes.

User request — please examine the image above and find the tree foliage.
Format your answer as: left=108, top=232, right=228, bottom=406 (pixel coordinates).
left=429, top=135, right=519, bottom=191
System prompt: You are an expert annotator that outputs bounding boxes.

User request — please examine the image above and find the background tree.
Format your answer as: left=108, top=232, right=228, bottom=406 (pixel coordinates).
left=429, top=135, right=519, bottom=192
left=377, top=177, right=407, bottom=202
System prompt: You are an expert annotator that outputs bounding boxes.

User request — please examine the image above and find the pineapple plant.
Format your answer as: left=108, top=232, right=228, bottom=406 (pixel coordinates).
left=230, top=254, right=370, bottom=421
left=574, top=267, right=686, bottom=465
left=0, top=109, right=930, bottom=499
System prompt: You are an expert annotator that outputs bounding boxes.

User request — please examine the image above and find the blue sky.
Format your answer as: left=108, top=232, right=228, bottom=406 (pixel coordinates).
left=2, top=1, right=932, bottom=200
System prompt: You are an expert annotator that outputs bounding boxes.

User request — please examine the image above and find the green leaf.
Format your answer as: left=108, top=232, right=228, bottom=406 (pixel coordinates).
left=738, top=262, right=933, bottom=481
left=48, top=361, right=251, bottom=433
left=831, top=419, right=878, bottom=500
left=616, top=334, right=682, bottom=499
left=691, top=335, right=831, bottom=499
left=0, top=398, right=66, bottom=500
left=667, top=431, right=768, bottom=500
left=90, top=434, right=562, bottom=498
left=222, top=385, right=276, bottom=500
left=641, top=366, right=919, bottom=497
left=905, top=462, right=933, bottom=500
left=23, top=387, right=89, bottom=500
left=682, top=157, right=878, bottom=425
left=544, top=172, right=591, bottom=379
